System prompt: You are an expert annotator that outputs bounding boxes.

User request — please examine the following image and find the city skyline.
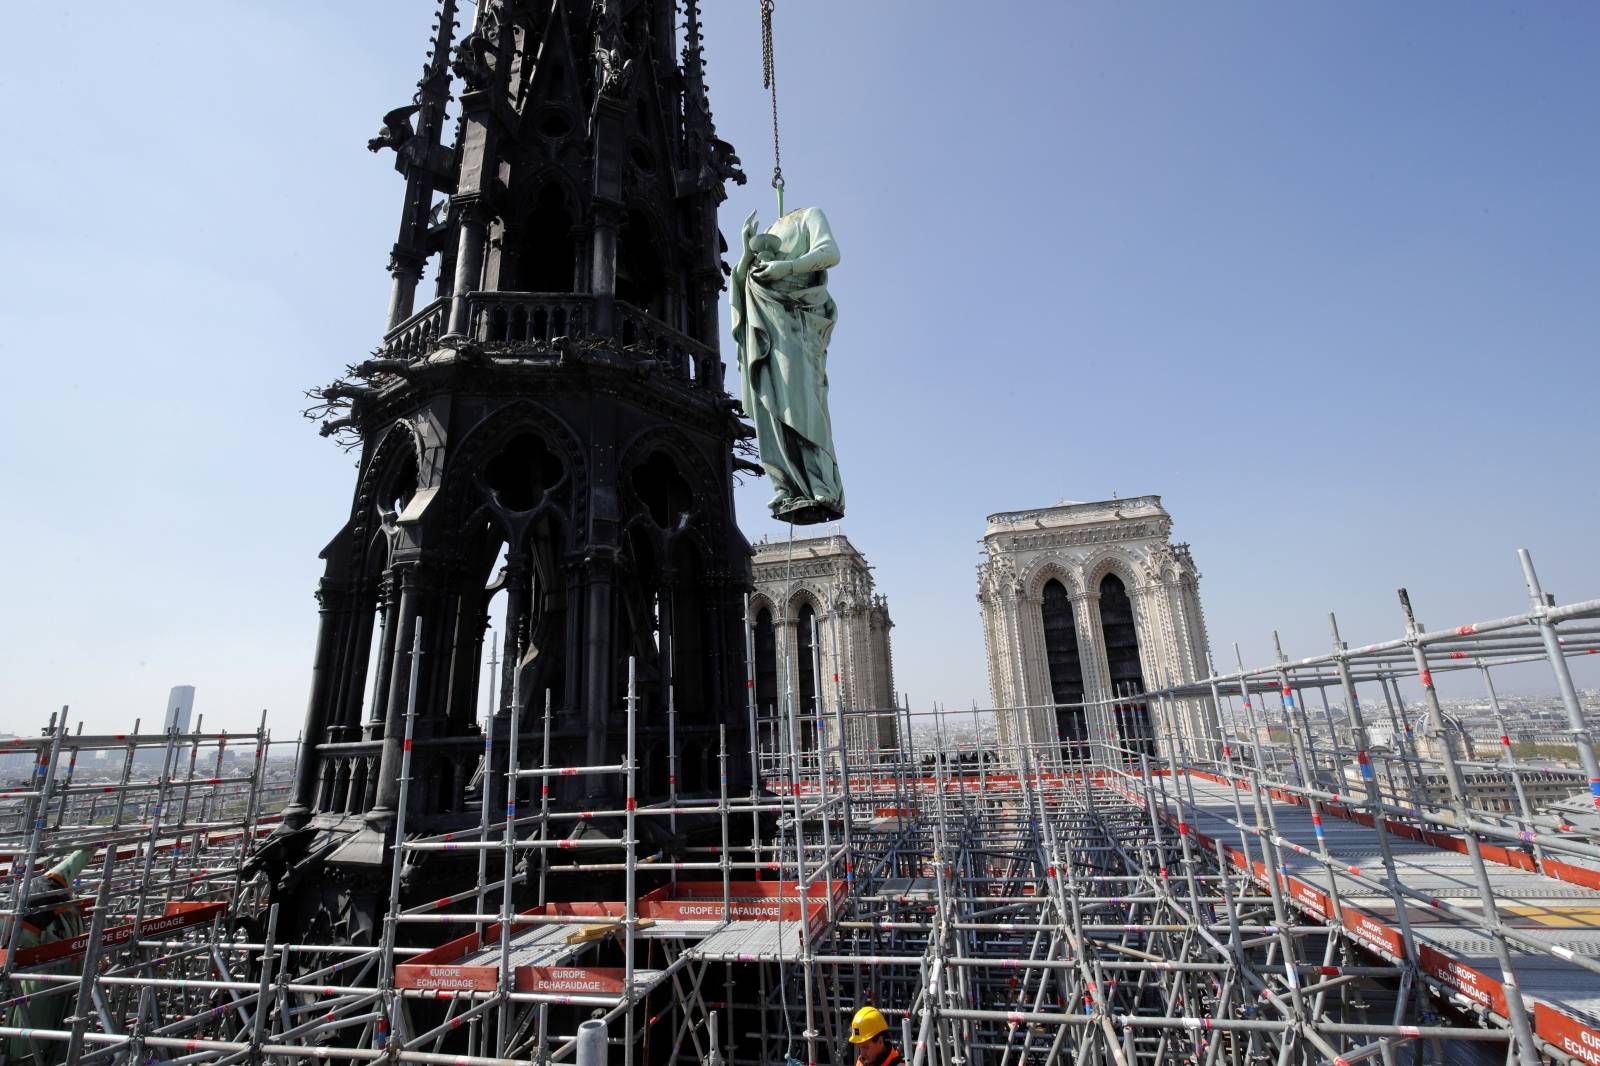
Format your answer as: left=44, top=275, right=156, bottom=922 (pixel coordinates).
left=3, top=2, right=1597, bottom=735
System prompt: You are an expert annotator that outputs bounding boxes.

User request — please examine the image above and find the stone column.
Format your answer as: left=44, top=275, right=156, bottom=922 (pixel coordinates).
left=582, top=551, right=617, bottom=772
left=369, top=567, right=422, bottom=829
left=364, top=574, right=401, bottom=739
left=1076, top=588, right=1116, bottom=753
left=498, top=553, right=530, bottom=717
left=386, top=250, right=425, bottom=332
left=285, top=581, right=353, bottom=828
left=659, top=568, right=678, bottom=728
left=979, top=589, right=1005, bottom=708
left=324, top=581, right=368, bottom=742
left=1129, top=582, right=1161, bottom=690
left=1076, top=590, right=1109, bottom=707
left=443, top=199, right=489, bottom=338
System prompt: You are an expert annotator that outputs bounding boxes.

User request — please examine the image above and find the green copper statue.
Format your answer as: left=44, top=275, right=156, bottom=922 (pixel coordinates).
left=731, top=206, right=845, bottom=525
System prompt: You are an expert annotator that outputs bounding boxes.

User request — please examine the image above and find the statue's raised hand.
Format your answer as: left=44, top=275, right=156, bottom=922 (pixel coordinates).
left=751, top=257, right=795, bottom=282
left=741, top=209, right=761, bottom=247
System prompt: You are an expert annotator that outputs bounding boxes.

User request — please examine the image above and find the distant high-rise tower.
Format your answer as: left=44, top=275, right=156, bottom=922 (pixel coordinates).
left=164, top=685, right=195, bottom=734
left=976, top=496, right=1215, bottom=765
left=268, top=0, right=753, bottom=942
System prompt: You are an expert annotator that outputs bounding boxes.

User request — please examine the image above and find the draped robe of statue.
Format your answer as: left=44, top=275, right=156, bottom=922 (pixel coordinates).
left=730, top=206, right=845, bottom=524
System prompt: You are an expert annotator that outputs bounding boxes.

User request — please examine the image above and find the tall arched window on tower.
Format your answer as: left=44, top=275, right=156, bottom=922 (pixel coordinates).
left=754, top=607, right=778, bottom=718
left=617, top=208, right=666, bottom=318
left=795, top=601, right=819, bottom=754
left=1040, top=579, right=1088, bottom=762
left=1098, top=573, right=1154, bottom=758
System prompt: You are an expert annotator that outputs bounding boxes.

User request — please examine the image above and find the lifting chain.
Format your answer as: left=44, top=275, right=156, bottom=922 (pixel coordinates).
left=760, top=0, right=785, bottom=211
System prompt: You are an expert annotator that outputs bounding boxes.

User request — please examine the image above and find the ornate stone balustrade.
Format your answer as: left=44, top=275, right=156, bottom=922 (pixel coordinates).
left=382, top=296, right=449, bottom=358
left=469, top=291, right=593, bottom=345
left=377, top=293, right=722, bottom=390
left=616, top=300, right=722, bottom=387
left=314, top=735, right=483, bottom=817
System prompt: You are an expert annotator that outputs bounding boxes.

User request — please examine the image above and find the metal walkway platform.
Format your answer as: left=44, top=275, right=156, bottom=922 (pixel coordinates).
left=1167, top=774, right=1600, bottom=1044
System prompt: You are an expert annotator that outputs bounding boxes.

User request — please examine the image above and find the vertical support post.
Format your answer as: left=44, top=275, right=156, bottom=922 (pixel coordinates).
left=538, top=690, right=554, bottom=906
left=1479, top=660, right=1544, bottom=872
left=720, top=726, right=732, bottom=923
left=2, top=709, right=68, bottom=983
left=625, top=657, right=639, bottom=1066
left=810, top=614, right=835, bottom=920
left=132, top=722, right=182, bottom=943
left=577, top=1018, right=610, bottom=1066
left=1519, top=549, right=1600, bottom=812
left=830, top=611, right=855, bottom=898
left=63, top=847, right=117, bottom=1066
left=1398, top=588, right=1540, bottom=1066
left=478, top=701, right=494, bottom=936
left=1329, top=614, right=1424, bottom=990
left=498, top=664, right=522, bottom=1056
left=744, top=594, right=763, bottom=869
left=666, top=616, right=679, bottom=889
left=250, top=902, right=280, bottom=1057
left=380, top=619, right=423, bottom=1048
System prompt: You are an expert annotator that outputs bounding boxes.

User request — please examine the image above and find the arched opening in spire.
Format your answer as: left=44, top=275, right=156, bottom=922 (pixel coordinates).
left=1098, top=573, right=1154, bottom=758
left=1040, top=579, right=1088, bottom=762
left=516, top=186, right=577, bottom=293
left=617, top=208, right=666, bottom=318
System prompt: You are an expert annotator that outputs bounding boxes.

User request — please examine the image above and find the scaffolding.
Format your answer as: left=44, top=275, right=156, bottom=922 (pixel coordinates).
left=6, top=548, right=1600, bottom=1065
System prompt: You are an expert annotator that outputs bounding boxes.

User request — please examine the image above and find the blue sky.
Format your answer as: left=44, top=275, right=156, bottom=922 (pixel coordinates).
left=2, top=2, right=1597, bottom=736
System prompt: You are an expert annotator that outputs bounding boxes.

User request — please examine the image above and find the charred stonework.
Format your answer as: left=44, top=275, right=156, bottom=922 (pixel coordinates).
left=259, top=0, right=752, bottom=939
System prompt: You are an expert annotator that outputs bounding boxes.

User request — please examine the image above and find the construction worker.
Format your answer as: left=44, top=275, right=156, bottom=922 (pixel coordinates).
left=848, top=1005, right=902, bottom=1066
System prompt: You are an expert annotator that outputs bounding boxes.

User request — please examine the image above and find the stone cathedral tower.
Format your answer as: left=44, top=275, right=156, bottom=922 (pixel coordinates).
left=268, top=0, right=753, bottom=939
left=977, top=496, right=1217, bottom=767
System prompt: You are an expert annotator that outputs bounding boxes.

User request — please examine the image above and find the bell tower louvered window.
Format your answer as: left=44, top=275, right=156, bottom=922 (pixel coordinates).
left=1099, top=573, right=1154, bottom=758
left=1040, top=579, right=1088, bottom=761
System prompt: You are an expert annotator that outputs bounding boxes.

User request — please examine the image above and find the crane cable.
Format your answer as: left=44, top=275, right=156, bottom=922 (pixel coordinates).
left=760, top=0, right=785, bottom=214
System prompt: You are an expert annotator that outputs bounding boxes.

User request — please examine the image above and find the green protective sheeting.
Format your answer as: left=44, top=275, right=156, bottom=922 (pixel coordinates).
left=731, top=206, right=846, bottom=525
left=4, top=848, right=92, bottom=1064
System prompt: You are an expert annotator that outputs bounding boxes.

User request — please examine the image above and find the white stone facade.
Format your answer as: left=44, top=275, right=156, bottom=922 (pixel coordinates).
left=749, top=535, right=898, bottom=760
left=976, top=496, right=1215, bottom=765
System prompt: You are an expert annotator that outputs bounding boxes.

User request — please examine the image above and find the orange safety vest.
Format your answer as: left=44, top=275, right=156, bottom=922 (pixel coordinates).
left=859, top=1046, right=902, bottom=1066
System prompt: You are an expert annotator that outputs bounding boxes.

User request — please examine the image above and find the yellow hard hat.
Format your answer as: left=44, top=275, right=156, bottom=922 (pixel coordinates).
left=849, top=1005, right=888, bottom=1044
